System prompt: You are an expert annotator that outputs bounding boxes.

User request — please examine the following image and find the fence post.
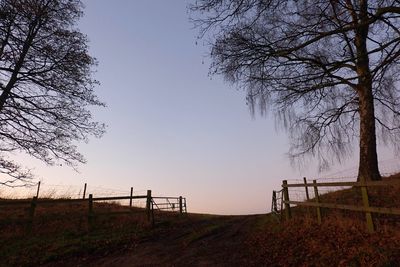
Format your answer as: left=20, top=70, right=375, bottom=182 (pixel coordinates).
left=88, top=194, right=93, bottom=230
left=130, top=187, right=133, bottom=208
left=271, top=190, right=277, bottom=213
left=360, top=182, right=374, bottom=233
left=303, top=177, right=310, bottom=201
left=146, top=190, right=152, bottom=222
left=184, top=198, right=187, bottom=213
left=313, top=180, right=322, bottom=224
left=36, top=181, right=41, bottom=198
left=28, top=196, right=37, bottom=231
left=179, top=196, right=183, bottom=214
left=282, top=180, right=291, bottom=220
left=303, top=177, right=311, bottom=216
left=151, top=201, right=155, bottom=227
left=83, top=183, right=87, bottom=199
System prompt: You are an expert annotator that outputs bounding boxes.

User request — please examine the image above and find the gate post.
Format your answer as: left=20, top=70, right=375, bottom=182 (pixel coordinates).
left=146, top=190, right=152, bottom=222
left=282, top=180, right=291, bottom=220
left=271, top=190, right=277, bottom=213
left=179, top=196, right=183, bottom=214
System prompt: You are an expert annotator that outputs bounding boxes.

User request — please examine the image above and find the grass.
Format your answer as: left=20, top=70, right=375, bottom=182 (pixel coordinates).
left=247, top=214, right=400, bottom=266
left=246, top=174, right=400, bottom=266
left=1, top=174, right=400, bottom=266
left=0, top=199, right=154, bottom=267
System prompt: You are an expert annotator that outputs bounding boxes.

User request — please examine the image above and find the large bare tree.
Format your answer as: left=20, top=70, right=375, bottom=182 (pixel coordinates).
left=0, top=0, right=105, bottom=186
left=190, top=0, right=400, bottom=181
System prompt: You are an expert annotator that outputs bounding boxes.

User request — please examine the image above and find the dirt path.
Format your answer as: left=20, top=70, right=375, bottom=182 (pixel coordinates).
left=46, top=214, right=266, bottom=267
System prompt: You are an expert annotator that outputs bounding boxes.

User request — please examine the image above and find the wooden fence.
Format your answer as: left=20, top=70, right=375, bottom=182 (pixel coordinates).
left=0, top=189, right=187, bottom=229
left=275, top=178, right=400, bottom=232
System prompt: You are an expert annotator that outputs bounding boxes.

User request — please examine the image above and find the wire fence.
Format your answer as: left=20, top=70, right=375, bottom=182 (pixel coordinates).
left=272, top=160, right=400, bottom=222
left=0, top=182, right=150, bottom=208
left=284, top=177, right=356, bottom=203
left=282, top=158, right=400, bottom=203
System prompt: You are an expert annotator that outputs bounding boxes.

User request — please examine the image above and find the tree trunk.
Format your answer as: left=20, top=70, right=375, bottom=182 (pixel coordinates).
left=355, top=0, right=381, bottom=182
left=357, top=86, right=381, bottom=181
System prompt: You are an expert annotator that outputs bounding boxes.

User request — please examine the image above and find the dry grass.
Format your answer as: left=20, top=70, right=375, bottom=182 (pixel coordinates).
left=1, top=174, right=400, bottom=266
left=0, top=199, right=155, bottom=267
left=246, top=174, right=400, bottom=266
left=247, top=214, right=400, bottom=266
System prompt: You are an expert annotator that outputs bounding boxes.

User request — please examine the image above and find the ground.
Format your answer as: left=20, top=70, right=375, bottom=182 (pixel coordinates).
left=3, top=174, right=400, bottom=266
left=43, top=214, right=267, bottom=267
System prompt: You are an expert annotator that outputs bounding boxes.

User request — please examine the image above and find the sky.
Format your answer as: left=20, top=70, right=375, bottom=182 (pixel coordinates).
left=6, top=0, right=400, bottom=215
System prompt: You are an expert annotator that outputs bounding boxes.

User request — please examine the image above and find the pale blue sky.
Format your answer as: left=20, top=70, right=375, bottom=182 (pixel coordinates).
left=10, top=1, right=400, bottom=214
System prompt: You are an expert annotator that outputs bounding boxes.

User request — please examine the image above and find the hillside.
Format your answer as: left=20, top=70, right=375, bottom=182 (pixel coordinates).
left=1, top=175, right=400, bottom=266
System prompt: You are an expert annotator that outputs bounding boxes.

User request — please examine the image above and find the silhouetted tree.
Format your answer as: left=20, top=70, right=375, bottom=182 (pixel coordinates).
left=190, top=0, right=400, bottom=181
left=0, top=0, right=105, bottom=186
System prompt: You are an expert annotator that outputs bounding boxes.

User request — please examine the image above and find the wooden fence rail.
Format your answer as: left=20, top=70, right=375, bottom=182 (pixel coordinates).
left=277, top=178, right=400, bottom=233
left=0, top=195, right=147, bottom=205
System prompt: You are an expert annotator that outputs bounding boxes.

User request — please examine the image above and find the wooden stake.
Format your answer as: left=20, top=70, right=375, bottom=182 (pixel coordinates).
left=83, top=183, right=87, bottom=199
left=303, top=177, right=311, bottom=216
left=146, top=190, right=152, bottom=221
left=282, top=180, right=291, bottom=220
left=179, top=196, right=183, bottom=214
left=28, top=196, right=37, bottom=232
left=36, top=181, right=41, bottom=198
left=272, top=190, right=277, bottom=213
left=151, top=201, right=155, bottom=227
left=303, top=177, right=310, bottom=201
left=129, top=187, right=133, bottom=207
left=88, top=194, right=93, bottom=230
left=313, top=180, right=322, bottom=224
left=360, top=185, right=374, bottom=233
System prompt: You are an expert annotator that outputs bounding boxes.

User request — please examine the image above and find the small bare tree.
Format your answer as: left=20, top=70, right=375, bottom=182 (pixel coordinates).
left=190, top=0, right=400, bottom=181
left=0, top=0, right=105, bottom=186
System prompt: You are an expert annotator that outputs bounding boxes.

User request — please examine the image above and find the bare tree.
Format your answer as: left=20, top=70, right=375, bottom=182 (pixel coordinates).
left=190, top=0, right=400, bottom=181
left=0, top=0, right=105, bottom=187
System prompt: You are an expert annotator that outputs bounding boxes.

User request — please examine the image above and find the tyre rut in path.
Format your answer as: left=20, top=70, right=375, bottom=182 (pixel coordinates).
left=48, top=214, right=263, bottom=267
left=94, top=215, right=260, bottom=266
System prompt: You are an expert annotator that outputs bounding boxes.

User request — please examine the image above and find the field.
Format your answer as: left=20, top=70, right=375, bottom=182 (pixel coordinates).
left=1, top=175, right=400, bottom=266
left=0, top=201, right=266, bottom=266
